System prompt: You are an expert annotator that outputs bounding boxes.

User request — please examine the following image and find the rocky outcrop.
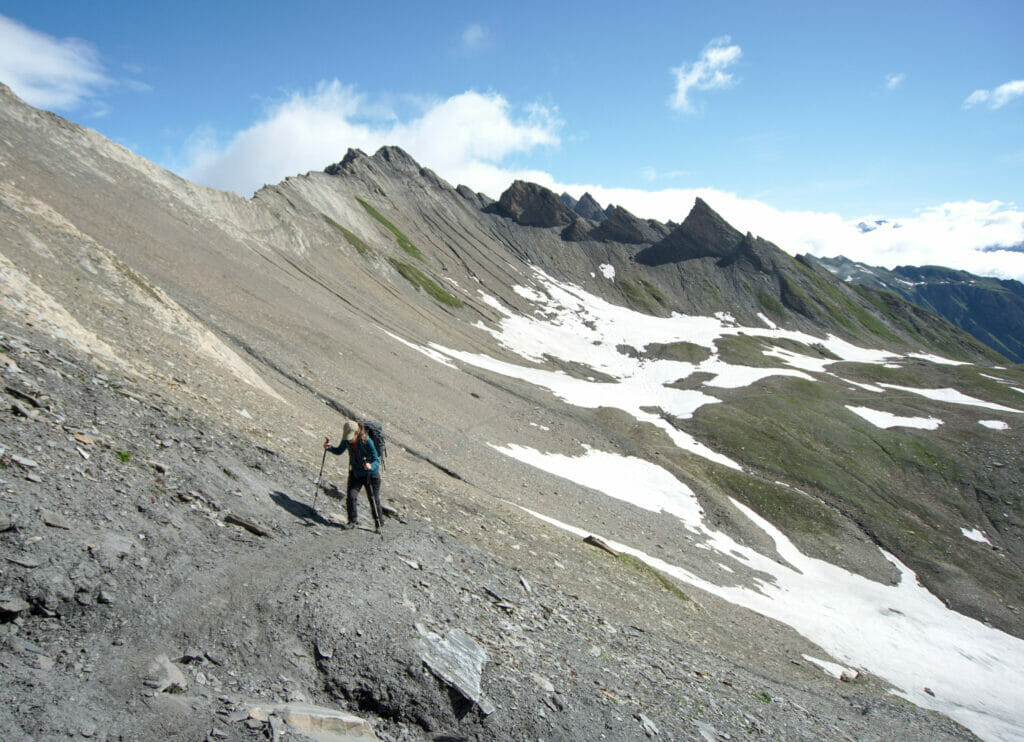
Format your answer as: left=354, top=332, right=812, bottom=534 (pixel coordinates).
left=635, top=198, right=744, bottom=265
left=457, top=184, right=494, bottom=210
left=486, top=180, right=578, bottom=228
left=587, top=205, right=666, bottom=244
left=573, top=192, right=607, bottom=222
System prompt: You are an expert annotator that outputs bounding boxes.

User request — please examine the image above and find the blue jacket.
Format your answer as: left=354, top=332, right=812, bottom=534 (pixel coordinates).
left=328, top=437, right=380, bottom=477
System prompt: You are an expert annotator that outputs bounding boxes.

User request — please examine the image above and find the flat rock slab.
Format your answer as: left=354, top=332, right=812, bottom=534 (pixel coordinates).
left=246, top=702, right=377, bottom=741
left=39, top=509, right=73, bottom=530
left=0, top=596, right=31, bottom=616
left=5, top=553, right=42, bottom=568
left=416, top=627, right=495, bottom=715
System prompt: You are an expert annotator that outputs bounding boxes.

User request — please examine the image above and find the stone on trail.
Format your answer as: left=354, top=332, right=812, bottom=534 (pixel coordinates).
left=39, top=508, right=73, bottom=530
left=224, top=512, right=272, bottom=537
left=0, top=595, right=31, bottom=617
left=531, top=672, right=555, bottom=693
left=244, top=702, right=378, bottom=741
left=583, top=534, right=618, bottom=557
left=637, top=712, right=660, bottom=737
left=144, top=653, right=188, bottom=693
left=416, top=627, right=496, bottom=715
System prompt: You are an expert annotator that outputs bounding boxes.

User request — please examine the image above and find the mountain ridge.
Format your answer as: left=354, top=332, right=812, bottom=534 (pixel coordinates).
left=815, top=255, right=1024, bottom=363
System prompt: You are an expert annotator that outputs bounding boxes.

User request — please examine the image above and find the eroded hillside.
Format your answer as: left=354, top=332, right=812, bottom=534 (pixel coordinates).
left=2, top=82, right=1023, bottom=740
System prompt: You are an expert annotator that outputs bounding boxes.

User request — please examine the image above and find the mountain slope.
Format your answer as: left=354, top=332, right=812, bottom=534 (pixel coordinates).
left=2, top=83, right=1024, bottom=741
left=815, top=255, right=1024, bottom=363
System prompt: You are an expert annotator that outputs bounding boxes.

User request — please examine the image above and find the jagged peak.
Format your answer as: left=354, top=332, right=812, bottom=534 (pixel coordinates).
left=634, top=198, right=743, bottom=266
left=587, top=204, right=658, bottom=244
left=324, top=148, right=369, bottom=176
left=574, top=192, right=606, bottom=222
left=324, top=145, right=425, bottom=178
left=484, top=180, right=577, bottom=228
left=372, top=145, right=422, bottom=172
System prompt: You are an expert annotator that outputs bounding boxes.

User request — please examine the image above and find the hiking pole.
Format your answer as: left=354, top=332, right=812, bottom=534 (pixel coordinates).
left=312, top=437, right=328, bottom=511
left=373, top=489, right=384, bottom=539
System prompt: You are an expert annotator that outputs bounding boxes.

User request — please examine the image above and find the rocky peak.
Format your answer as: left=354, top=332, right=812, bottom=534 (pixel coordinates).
left=373, top=145, right=422, bottom=173
left=324, top=146, right=424, bottom=179
left=635, top=198, right=744, bottom=266
left=484, top=180, right=577, bottom=229
left=573, top=193, right=607, bottom=222
left=587, top=205, right=661, bottom=244
left=324, top=148, right=370, bottom=176
left=457, top=184, right=494, bottom=210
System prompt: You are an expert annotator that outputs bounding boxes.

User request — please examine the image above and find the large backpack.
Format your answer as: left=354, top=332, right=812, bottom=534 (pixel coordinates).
left=359, top=419, right=387, bottom=470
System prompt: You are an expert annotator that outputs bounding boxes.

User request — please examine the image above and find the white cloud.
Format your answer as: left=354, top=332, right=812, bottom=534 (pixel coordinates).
left=0, top=13, right=111, bottom=110
left=460, top=23, right=488, bottom=52
left=181, top=80, right=561, bottom=197
left=669, top=36, right=742, bottom=113
left=885, top=72, right=906, bottom=90
left=963, top=79, right=1024, bottom=110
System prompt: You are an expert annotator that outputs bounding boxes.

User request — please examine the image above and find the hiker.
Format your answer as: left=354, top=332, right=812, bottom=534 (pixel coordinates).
left=324, top=420, right=382, bottom=531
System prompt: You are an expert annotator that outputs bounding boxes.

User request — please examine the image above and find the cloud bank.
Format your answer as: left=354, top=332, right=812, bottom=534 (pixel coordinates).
left=0, top=13, right=110, bottom=110
left=669, top=36, right=743, bottom=113
left=182, top=80, right=561, bottom=199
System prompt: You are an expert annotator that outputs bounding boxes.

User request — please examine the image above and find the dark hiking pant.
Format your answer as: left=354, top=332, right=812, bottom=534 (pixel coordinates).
left=346, top=471, right=382, bottom=527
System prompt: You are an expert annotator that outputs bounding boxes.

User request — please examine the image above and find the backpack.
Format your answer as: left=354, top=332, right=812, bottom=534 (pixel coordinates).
left=359, top=419, right=387, bottom=470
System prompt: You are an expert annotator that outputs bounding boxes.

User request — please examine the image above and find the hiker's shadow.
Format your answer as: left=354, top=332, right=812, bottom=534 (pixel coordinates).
left=270, top=489, right=345, bottom=529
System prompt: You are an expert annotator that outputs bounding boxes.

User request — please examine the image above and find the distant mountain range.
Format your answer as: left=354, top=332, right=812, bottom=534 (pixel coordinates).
left=814, top=256, right=1024, bottom=363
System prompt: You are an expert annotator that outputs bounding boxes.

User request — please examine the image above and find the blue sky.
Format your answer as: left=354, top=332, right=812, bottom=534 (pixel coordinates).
left=2, top=1, right=1023, bottom=279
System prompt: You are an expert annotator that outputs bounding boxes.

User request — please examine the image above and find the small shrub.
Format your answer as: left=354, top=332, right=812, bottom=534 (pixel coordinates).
left=117, top=450, right=131, bottom=463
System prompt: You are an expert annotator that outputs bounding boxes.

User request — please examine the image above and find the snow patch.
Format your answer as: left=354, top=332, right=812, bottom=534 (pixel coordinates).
left=880, top=385, right=1024, bottom=413
left=979, top=420, right=1009, bottom=430
left=599, top=263, right=615, bottom=280
left=961, top=528, right=992, bottom=545
left=803, top=655, right=859, bottom=681
left=517, top=495, right=1024, bottom=742
left=846, top=406, right=943, bottom=430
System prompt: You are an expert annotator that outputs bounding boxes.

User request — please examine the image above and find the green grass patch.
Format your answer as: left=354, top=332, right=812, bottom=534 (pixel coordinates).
left=643, top=342, right=712, bottom=364
left=638, top=278, right=667, bottom=305
left=117, top=450, right=131, bottom=463
left=390, top=259, right=463, bottom=308
left=714, top=334, right=778, bottom=368
left=323, top=215, right=371, bottom=254
left=617, top=279, right=659, bottom=315
left=617, top=553, right=693, bottom=604
left=356, top=198, right=425, bottom=261
left=757, top=290, right=787, bottom=322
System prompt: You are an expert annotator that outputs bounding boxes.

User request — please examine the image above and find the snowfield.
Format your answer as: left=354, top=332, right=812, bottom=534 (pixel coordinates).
left=399, top=267, right=1024, bottom=741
